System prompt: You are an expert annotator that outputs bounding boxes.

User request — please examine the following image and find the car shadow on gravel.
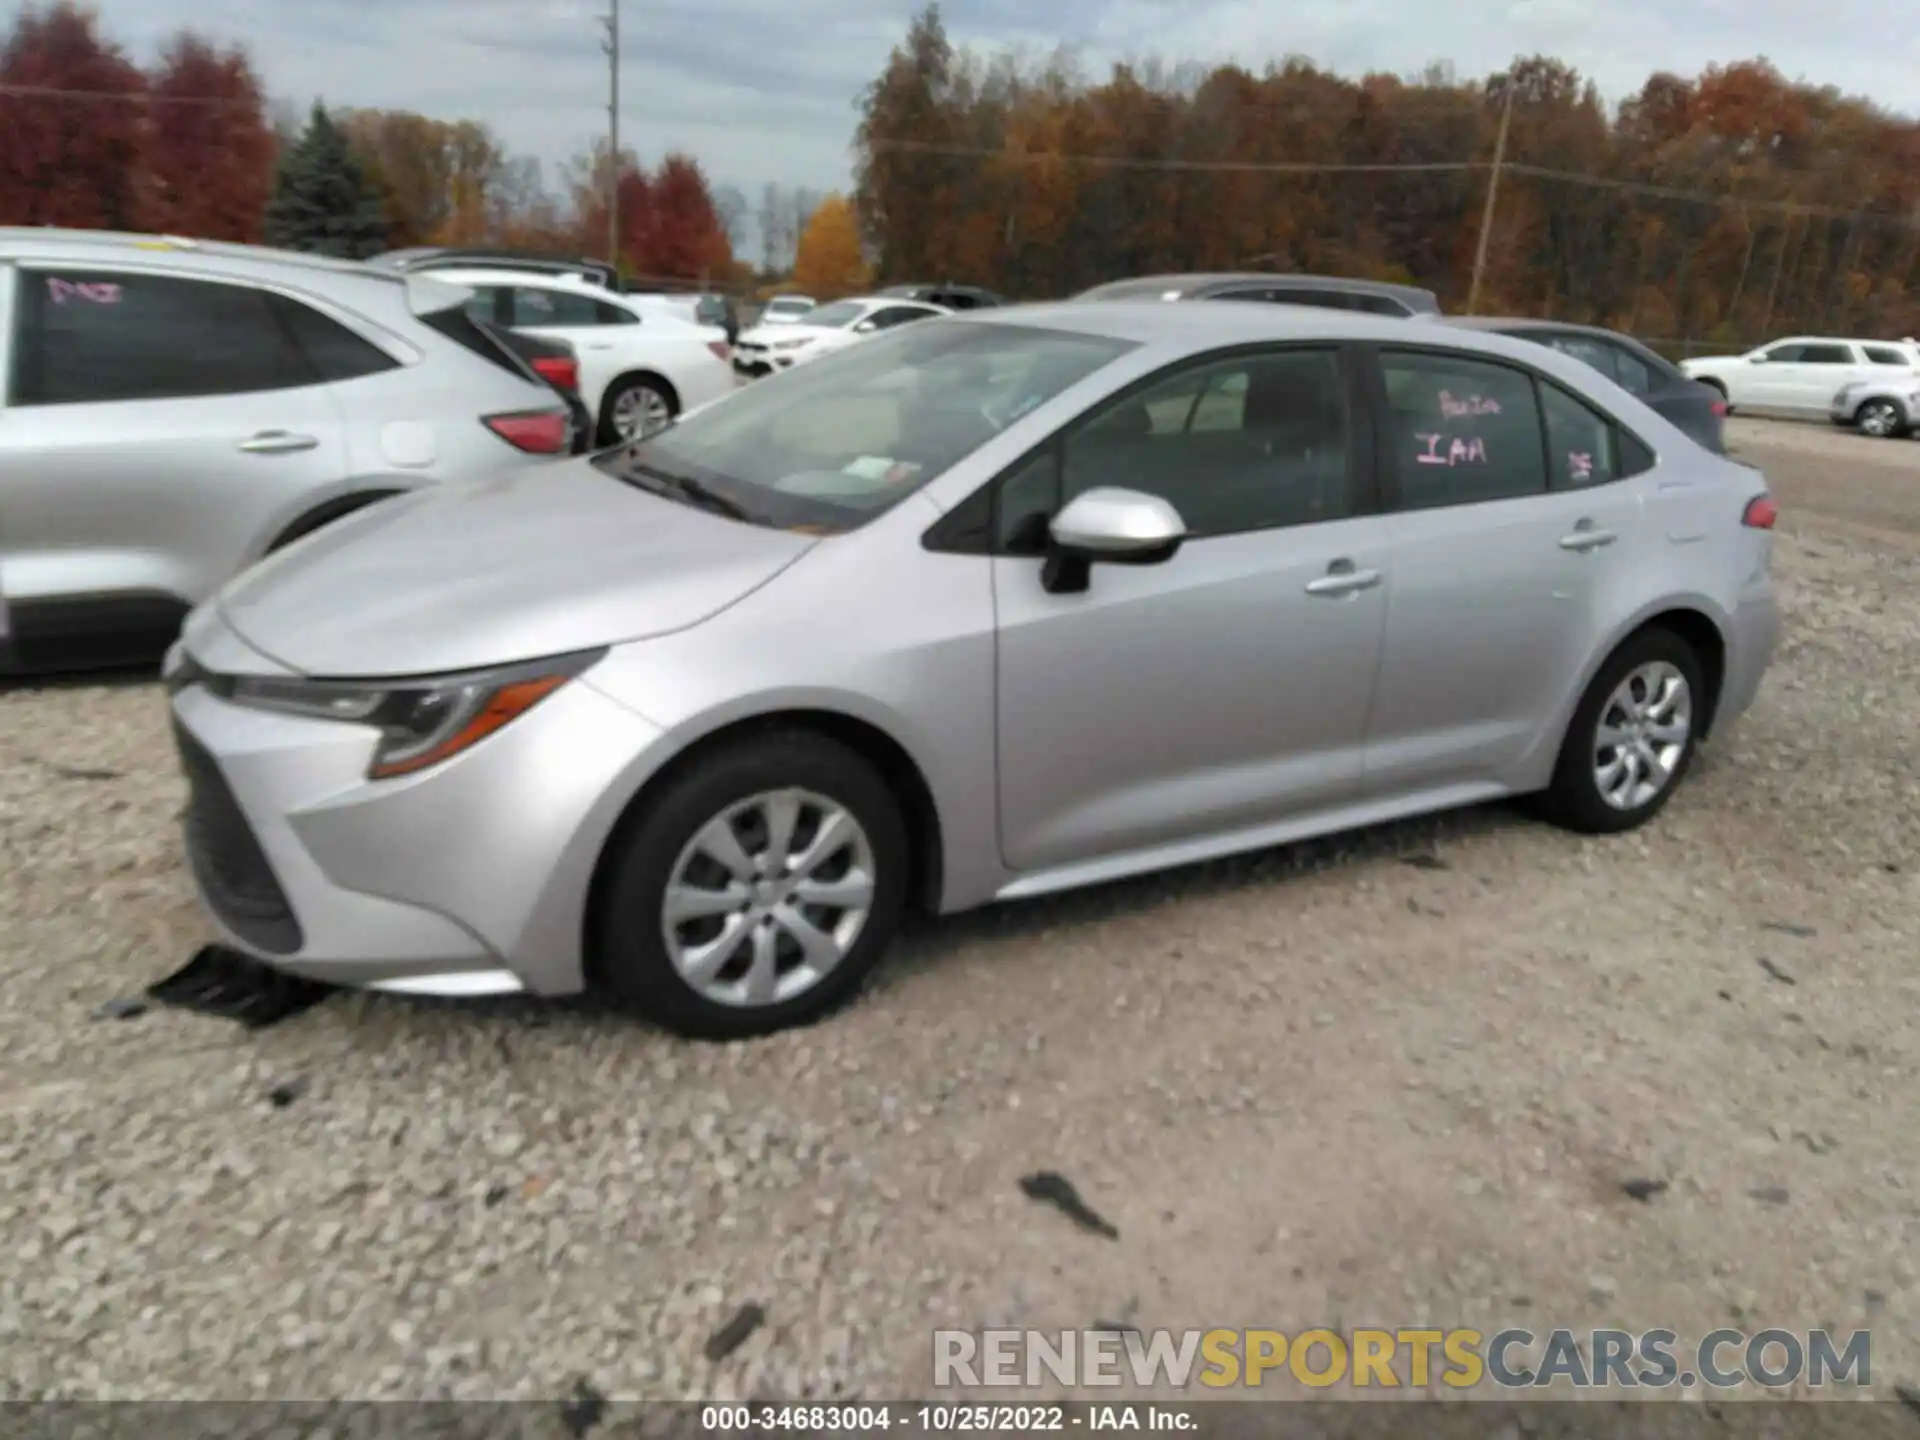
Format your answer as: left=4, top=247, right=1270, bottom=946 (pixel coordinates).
left=0, top=662, right=160, bottom=694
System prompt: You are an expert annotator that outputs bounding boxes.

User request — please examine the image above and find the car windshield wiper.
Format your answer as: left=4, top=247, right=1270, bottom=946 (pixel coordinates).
left=623, top=461, right=756, bottom=522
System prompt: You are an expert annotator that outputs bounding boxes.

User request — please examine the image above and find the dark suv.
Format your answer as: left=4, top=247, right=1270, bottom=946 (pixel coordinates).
left=1074, top=272, right=1442, bottom=318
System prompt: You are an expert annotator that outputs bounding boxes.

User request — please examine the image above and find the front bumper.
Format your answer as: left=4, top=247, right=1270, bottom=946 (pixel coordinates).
left=168, top=658, right=664, bottom=997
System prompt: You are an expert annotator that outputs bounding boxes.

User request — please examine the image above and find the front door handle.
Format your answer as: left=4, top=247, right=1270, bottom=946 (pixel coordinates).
left=1305, top=563, right=1383, bottom=597
left=238, top=430, right=320, bottom=455
left=1559, top=525, right=1617, bottom=552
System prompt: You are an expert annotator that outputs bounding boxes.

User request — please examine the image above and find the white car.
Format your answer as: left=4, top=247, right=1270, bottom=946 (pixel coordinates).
left=433, top=267, right=736, bottom=442
left=758, top=295, right=817, bottom=325
left=731, top=296, right=948, bottom=380
left=1681, top=336, right=1920, bottom=414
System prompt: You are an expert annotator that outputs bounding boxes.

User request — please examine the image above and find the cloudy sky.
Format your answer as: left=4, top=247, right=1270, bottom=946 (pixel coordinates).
left=101, top=0, right=1919, bottom=199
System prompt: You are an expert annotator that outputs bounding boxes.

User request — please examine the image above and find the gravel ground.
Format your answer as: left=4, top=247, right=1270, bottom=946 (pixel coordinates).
left=1, top=418, right=1916, bottom=1407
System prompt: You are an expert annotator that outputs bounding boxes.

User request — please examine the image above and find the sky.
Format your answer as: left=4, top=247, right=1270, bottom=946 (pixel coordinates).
left=98, top=0, right=1920, bottom=201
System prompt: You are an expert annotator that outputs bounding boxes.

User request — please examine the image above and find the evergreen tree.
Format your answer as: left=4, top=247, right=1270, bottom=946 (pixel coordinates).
left=262, top=102, right=388, bottom=257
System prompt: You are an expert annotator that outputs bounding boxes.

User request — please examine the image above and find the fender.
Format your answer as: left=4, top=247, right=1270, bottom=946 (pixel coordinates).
left=254, top=478, right=420, bottom=558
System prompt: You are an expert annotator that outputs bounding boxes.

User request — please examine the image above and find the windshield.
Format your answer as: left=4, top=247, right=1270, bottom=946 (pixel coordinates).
left=768, top=298, right=812, bottom=314
left=593, top=320, right=1134, bottom=534
left=801, top=301, right=867, bottom=328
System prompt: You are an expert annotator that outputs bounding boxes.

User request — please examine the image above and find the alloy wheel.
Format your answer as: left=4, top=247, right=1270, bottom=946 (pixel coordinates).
left=1592, top=661, right=1692, bottom=811
left=613, top=385, right=674, bottom=440
left=660, top=788, right=877, bottom=1008
left=1859, top=400, right=1900, bottom=438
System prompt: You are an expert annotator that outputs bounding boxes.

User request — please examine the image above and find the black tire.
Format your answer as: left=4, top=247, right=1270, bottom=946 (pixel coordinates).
left=1537, top=626, right=1706, bottom=836
left=1854, top=397, right=1908, bottom=440
left=592, top=731, right=909, bottom=1040
left=597, top=375, right=677, bottom=446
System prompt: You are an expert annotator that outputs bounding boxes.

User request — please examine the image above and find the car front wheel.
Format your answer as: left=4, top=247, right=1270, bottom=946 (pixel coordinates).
left=593, top=731, right=908, bottom=1039
left=1538, top=627, right=1705, bottom=835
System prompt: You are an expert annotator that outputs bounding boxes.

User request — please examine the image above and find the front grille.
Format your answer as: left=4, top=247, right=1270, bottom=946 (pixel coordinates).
left=173, top=722, right=304, bottom=955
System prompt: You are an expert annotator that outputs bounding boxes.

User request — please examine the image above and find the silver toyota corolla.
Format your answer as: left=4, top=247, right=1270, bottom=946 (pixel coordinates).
left=164, top=302, right=1783, bottom=1039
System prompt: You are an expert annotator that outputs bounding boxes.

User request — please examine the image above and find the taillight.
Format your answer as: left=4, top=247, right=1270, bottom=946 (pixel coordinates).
left=531, top=356, right=579, bottom=392
left=1742, top=495, right=1778, bottom=529
left=1710, top=399, right=1728, bottom=417
left=706, top=340, right=730, bottom=361
left=483, top=409, right=571, bottom=455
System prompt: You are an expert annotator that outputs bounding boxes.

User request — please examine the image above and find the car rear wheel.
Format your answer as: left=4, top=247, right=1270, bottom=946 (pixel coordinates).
left=593, top=732, right=908, bottom=1039
left=599, top=376, right=676, bottom=445
left=1855, top=398, right=1907, bottom=439
left=1537, top=627, right=1704, bottom=835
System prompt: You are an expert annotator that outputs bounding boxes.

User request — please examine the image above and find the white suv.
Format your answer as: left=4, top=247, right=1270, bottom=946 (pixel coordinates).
left=431, top=268, right=736, bottom=443
left=0, top=229, right=575, bottom=673
left=1682, top=336, right=1920, bottom=413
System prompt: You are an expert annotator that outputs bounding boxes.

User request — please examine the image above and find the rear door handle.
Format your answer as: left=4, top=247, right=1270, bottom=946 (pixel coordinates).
left=238, top=430, right=319, bottom=454
left=1305, top=564, right=1382, bottom=597
left=1559, top=527, right=1617, bottom=552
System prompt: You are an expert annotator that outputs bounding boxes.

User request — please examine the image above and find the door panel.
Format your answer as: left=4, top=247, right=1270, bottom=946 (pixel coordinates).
left=1365, top=348, right=1647, bottom=793
left=993, top=520, right=1388, bottom=872
left=992, top=343, right=1386, bottom=874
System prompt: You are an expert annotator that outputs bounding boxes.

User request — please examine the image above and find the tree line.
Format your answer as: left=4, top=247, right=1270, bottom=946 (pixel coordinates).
left=0, top=2, right=838, bottom=289
left=855, top=5, right=1920, bottom=346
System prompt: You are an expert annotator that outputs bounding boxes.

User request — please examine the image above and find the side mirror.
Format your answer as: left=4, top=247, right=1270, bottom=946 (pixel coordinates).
left=1746, top=352, right=1767, bottom=364
left=853, top=320, right=877, bottom=334
left=1041, top=486, right=1186, bottom=594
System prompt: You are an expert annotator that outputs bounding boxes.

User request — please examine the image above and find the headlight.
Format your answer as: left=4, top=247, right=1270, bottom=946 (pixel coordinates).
left=218, top=649, right=605, bottom=780
left=773, top=337, right=813, bottom=352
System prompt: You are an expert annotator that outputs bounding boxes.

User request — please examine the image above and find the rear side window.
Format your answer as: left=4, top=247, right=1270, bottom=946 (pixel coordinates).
left=268, top=295, right=400, bottom=383
left=1544, top=334, right=1619, bottom=381
left=1864, top=345, right=1909, bottom=365
left=12, top=269, right=316, bottom=405
left=1609, top=345, right=1655, bottom=396
left=1539, top=381, right=1617, bottom=490
left=1379, top=351, right=1546, bottom=509
left=415, top=304, right=537, bottom=381
left=508, top=286, right=631, bottom=327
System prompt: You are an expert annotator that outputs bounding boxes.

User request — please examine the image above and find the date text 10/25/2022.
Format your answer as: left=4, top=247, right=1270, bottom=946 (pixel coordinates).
left=699, top=1404, right=1195, bottom=1431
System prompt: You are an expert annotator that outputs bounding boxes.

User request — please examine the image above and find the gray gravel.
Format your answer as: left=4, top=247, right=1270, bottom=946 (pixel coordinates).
left=1, top=418, right=1916, bottom=1403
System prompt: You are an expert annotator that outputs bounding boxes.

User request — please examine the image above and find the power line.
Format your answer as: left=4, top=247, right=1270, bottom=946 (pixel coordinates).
left=866, top=137, right=1482, bottom=174
left=0, top=82, right=237, bottom=107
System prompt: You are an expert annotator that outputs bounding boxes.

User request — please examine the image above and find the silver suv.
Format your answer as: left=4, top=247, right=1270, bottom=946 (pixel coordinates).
left=0, top=229, right=576, bottom=673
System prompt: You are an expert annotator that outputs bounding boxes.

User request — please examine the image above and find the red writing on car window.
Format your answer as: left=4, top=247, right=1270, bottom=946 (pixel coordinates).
left=1415, top=432, right=1488, bottom=466
left=1438, top=389, right=1501, bottom=417
left=47, top=278, right=122, bottom=306
left=1568, top=451, right=1593, bottom=482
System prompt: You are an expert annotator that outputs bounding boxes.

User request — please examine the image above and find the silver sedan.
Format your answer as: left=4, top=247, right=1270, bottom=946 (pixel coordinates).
left=165, top=301, right=1783, bottom=1038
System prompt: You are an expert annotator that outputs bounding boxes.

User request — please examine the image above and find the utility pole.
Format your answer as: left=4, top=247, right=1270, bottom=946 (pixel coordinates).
left=1466, top=81, right=1515, bottom=316
left=600, top=0, right=620, bottom=266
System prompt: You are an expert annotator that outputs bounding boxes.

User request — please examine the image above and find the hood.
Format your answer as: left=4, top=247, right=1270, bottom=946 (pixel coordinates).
left=739, top=322, right=841, bottom=347
left=214, top=462, right=816, bottom=678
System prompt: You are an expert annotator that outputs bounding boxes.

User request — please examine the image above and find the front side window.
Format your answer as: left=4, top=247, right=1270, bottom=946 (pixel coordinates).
left=12, top=268, right=315, bottom=406
left=800, top=300, right=869, bottom=329
left=1379, top=350, right=1546, bottom=509
left=996, top=348, right=1353, bottom=546
left=1757, top=343, right=1806, bottom=364
left=594, top=321, right=1132, bottom=534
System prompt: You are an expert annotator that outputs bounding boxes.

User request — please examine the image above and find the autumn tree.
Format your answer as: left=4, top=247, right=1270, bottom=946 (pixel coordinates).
left=638, top=154, right=733, bottom=280
left=263, top=102, right=388, bottom=257
left=0, top=2, right=145, bottom=229
left=791, top=193, right=870, bottom=296
left=140, top=31, right=273, bottom=241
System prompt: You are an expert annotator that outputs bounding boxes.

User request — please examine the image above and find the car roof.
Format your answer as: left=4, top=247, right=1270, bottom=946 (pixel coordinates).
left=0, top=227, right=407, bottom=287
left=1079, top=272, right=1440, bottom=308
left=956, top=299, right=1555, bottom=354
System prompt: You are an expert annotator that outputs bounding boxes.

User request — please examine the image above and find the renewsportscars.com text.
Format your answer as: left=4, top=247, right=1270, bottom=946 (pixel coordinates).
left=933, top=1327, right=1872, bottom=1390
